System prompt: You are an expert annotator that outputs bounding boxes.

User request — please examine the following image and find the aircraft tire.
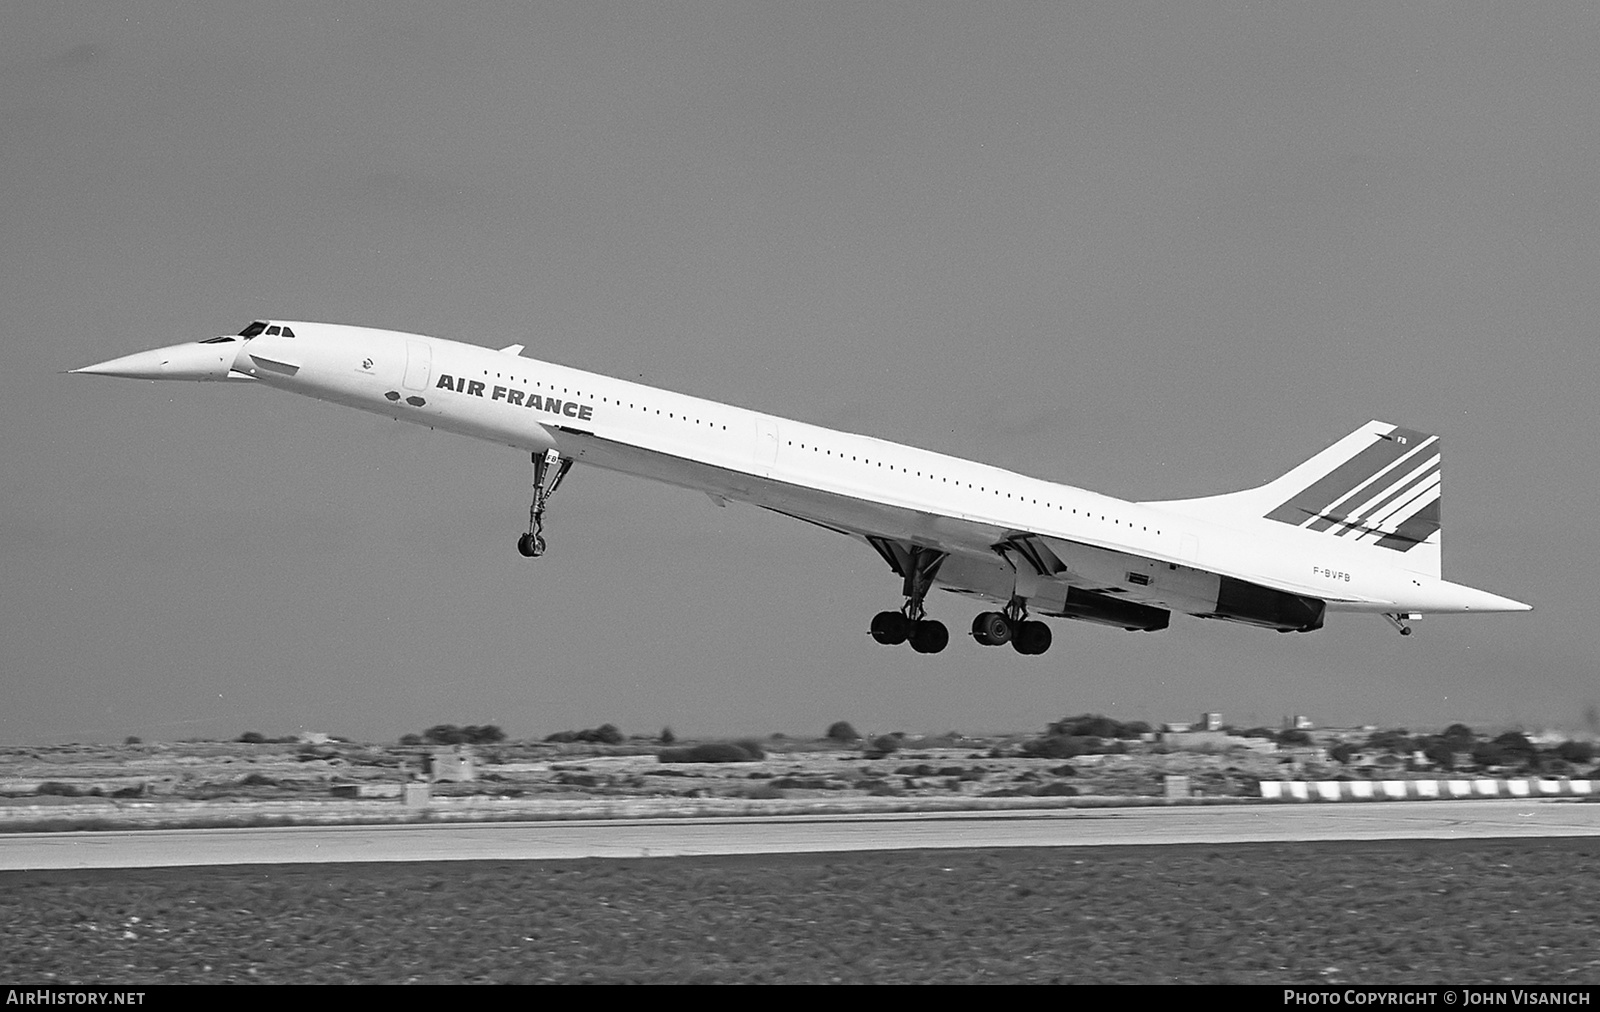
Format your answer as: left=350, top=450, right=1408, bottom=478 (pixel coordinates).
left=971, top=611, right=1011, bottom=646
left=516, top=533, right=539, bottom=557
left=1012, top=621, right=1052, bottom=655
left=871, top=611, right=910, bottom=645
left=909, top=620, right=949, bottom=654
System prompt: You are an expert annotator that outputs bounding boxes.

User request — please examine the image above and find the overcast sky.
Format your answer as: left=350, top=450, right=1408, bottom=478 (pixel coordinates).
left=4, top=2, right=1595, bottom=745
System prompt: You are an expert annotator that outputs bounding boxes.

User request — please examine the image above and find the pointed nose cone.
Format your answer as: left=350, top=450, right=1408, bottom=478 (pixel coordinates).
left=72, top=341, right=248, bottom=381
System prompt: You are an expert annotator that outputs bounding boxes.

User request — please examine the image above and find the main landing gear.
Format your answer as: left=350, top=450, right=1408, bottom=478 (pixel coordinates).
left=871, top=609, right=950, bottom=654
left=516, top=448, right=573, bottom=558
left=972, top=600, right=1053, bottom=655
left=869, top=545, right=950, bottom=653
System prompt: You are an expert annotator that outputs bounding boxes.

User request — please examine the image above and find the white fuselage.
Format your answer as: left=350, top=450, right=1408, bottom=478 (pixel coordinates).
left=224, top=322, right=1520, bottom=621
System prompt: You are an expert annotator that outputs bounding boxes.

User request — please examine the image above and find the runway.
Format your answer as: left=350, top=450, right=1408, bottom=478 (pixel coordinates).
left=3, top=798, right=1599, bottom=871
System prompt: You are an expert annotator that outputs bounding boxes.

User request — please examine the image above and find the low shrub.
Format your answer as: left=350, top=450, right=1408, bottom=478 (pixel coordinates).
left=1019, top=735, right=1094, bottom=759
left=771, top=776, right=839, bottom=790
left=738, top=783, right=785, bottom=800
left=864, top=735, right=901, bottom=758
left=545, top=724, right=624, bottom=745
left=1557, top=740, right=1596, bottom=764
left=659, top=742, right=762, bottom=763
left=423, top=724, right=507, bottom=745
left=825, top=721, right=860, bottom=742
left=1045, top=714, right=1150, bottom=739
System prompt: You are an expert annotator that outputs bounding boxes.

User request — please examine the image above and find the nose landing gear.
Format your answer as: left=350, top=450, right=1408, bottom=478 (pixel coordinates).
left=517, top=448, right=573, bottom=558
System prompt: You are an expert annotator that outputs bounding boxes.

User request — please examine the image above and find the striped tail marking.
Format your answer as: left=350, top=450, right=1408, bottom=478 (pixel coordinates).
left=1264, top=424, right=1441, bottom=554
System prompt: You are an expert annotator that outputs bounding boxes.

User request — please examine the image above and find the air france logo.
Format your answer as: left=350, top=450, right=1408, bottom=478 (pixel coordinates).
left=435, top=373, right=595, bottom=421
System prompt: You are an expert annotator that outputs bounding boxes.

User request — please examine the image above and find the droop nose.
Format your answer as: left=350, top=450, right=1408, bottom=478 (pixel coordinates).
left=72, top=341, right=251, bottom=381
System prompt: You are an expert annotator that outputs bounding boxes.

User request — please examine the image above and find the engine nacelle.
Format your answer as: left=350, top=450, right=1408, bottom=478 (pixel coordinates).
left=1206, top=577, right=1326, bottom=632
left=1046, top=587, right=1171, bottom=632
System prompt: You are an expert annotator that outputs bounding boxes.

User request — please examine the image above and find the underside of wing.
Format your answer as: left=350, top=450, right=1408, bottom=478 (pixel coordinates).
left=559, top=429, right=1331, bottom=633
left=755, top=479, right=1327, bottom=634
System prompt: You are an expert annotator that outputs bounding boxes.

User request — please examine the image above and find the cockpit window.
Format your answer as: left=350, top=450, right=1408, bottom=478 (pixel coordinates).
left=234, top=321, right=294, bottom=338
left=199, top=336, right=236, bottom=344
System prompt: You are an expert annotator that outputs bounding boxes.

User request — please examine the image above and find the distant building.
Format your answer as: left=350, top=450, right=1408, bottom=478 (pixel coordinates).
left=1163, top=730, right=1239, bottom=751
left=426, top=745, right=477, bottom=783
left=1201, top=712, right=1223, bottom=732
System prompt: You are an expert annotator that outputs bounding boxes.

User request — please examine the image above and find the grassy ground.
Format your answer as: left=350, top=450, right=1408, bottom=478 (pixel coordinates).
left=3, top=839, right=1598, bottom=984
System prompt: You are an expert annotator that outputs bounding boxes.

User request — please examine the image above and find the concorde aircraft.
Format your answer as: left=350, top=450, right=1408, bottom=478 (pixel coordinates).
left=74, top=321, right=1529, bottom=655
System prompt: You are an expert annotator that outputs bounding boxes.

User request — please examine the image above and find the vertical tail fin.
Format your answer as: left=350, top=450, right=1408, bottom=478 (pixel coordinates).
left=1147, top=421, right=1443, bottom=577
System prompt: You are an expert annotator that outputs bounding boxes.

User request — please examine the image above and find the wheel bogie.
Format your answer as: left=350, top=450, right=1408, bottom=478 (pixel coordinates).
left=871, top=607, right=1044, bottom=655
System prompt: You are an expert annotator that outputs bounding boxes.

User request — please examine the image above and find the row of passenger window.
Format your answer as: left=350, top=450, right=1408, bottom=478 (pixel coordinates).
left=481, top=368, right=729, bottom=430
left=784, top=439, right=1162, bottom=535
left=476, top=366, right=1154, bottom=533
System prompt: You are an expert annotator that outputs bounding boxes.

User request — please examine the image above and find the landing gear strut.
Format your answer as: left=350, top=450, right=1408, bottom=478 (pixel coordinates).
left=869, top=545, right=950, bottom=654
left=517, top=448, right=573, bottom=558
left=972, top=599, right=1053, bottom=655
